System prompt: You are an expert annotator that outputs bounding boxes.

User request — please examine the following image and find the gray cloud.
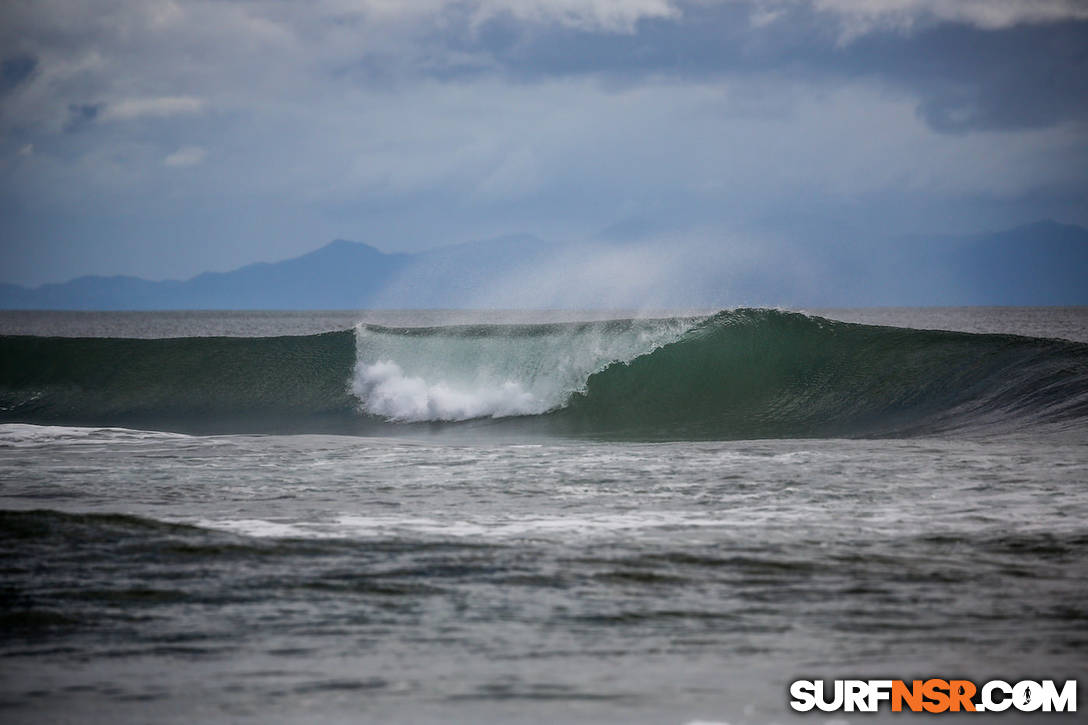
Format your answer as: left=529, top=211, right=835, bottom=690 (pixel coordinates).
left=850, top=21, right=1088, bottom=133
left=1, top=54, right=37, bottom=94
left=4, top=2, right=1085, bottom=133
left=427, top=2, right=1088, bottom=133
left=63, top=102, right=102, bottom=132
left=810, top=0, right=1088, bottom=35
left=0, top=0, right=1085, bottom=286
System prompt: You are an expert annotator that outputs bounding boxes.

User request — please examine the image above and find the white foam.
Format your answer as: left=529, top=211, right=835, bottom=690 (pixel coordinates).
left=194, top=511, right=730, bottom=540
left=192, top=518, right=340, bottom=539
left=351, top=317, right=697, bottom=422
left=353, top=360, right=542, bottom=421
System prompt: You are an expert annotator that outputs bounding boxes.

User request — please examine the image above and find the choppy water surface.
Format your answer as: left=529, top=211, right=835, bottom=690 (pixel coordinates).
left=1, top=308, right=1086, bottom=724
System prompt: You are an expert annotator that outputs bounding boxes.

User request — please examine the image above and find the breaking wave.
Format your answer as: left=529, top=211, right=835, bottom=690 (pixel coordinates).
left=2, top=309, right=1086, bottom=439
left=352, top=318, right=694, bottom=421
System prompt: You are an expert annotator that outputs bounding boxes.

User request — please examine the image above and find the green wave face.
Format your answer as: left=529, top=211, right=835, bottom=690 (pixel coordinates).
left=556, top=309, right=1088, bottom=439
left=0, top=331, right=360, bottom=433
left=2, top=310, right=1087, bottom=439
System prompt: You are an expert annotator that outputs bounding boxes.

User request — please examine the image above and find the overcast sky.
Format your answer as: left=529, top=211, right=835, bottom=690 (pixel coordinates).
left=1, top=0, right=1086, bottom=285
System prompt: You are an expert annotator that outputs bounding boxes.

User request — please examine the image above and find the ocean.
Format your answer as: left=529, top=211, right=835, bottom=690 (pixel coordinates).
left=1, top=307, right=1086, bottom=724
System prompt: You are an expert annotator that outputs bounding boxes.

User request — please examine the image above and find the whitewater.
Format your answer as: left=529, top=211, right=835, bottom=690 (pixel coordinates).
left=352, top=316, right=696, bottom=421
left=1, top=307, right=1086, bottom=724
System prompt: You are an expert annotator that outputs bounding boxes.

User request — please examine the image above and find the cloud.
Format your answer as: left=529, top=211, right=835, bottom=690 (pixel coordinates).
left=813, top=0, right=1088, bottom=36
left=311, top=0, right=679, bottom=32
left=4, top=1, right=1085, bottom=135
left=163, top=145, right=206, bottom=167
left=102, top=96, right=206, bottom=121
left=749, top=6, right=785, bottom=28
left=58, top=97, right=205, bottom=132
left=1, top=54, right=38, bottom=94
left=63, top=102, right=102, bottom=132
left=1, top=0, right=1086, bottom=286
left=470, top=0, right=679, bottom=33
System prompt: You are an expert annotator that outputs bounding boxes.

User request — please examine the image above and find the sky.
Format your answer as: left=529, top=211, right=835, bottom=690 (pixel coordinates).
left=1, top=0, right=1087, bottom=286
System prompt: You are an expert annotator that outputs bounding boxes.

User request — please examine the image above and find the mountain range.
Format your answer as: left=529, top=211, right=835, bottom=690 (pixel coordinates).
left=1, top=221, right=1085, bottom=309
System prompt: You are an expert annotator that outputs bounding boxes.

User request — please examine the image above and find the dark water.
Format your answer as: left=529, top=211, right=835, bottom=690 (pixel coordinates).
left=1, top=308, right=1086, bottom=724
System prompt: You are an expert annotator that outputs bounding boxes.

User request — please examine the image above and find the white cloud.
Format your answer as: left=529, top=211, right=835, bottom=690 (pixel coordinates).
left=471, top=0, right=679, bottom=32
left=18, top=144, right=34, bottom=156
left=749, top=6, right=785, bottom=28
left=164, top=145, right=207, bottom=167
left=103, top=96, right=206, bottom=121
left=294, top=0, right=1088, bottom=34
left=313, top=0, right=679, bottom=32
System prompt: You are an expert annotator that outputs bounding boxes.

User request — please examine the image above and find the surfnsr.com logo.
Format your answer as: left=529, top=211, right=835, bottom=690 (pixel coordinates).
left=789, top=679, right=1077, bottom=713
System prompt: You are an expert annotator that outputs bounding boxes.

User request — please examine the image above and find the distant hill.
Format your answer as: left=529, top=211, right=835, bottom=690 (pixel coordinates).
left=949, top=221, right=1088, bottom=305
left=0, top=222, right=1084, bottom=309
left=867, top=220, right=1088, bottom=306
left=0, top=240, right=412, bottom=310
